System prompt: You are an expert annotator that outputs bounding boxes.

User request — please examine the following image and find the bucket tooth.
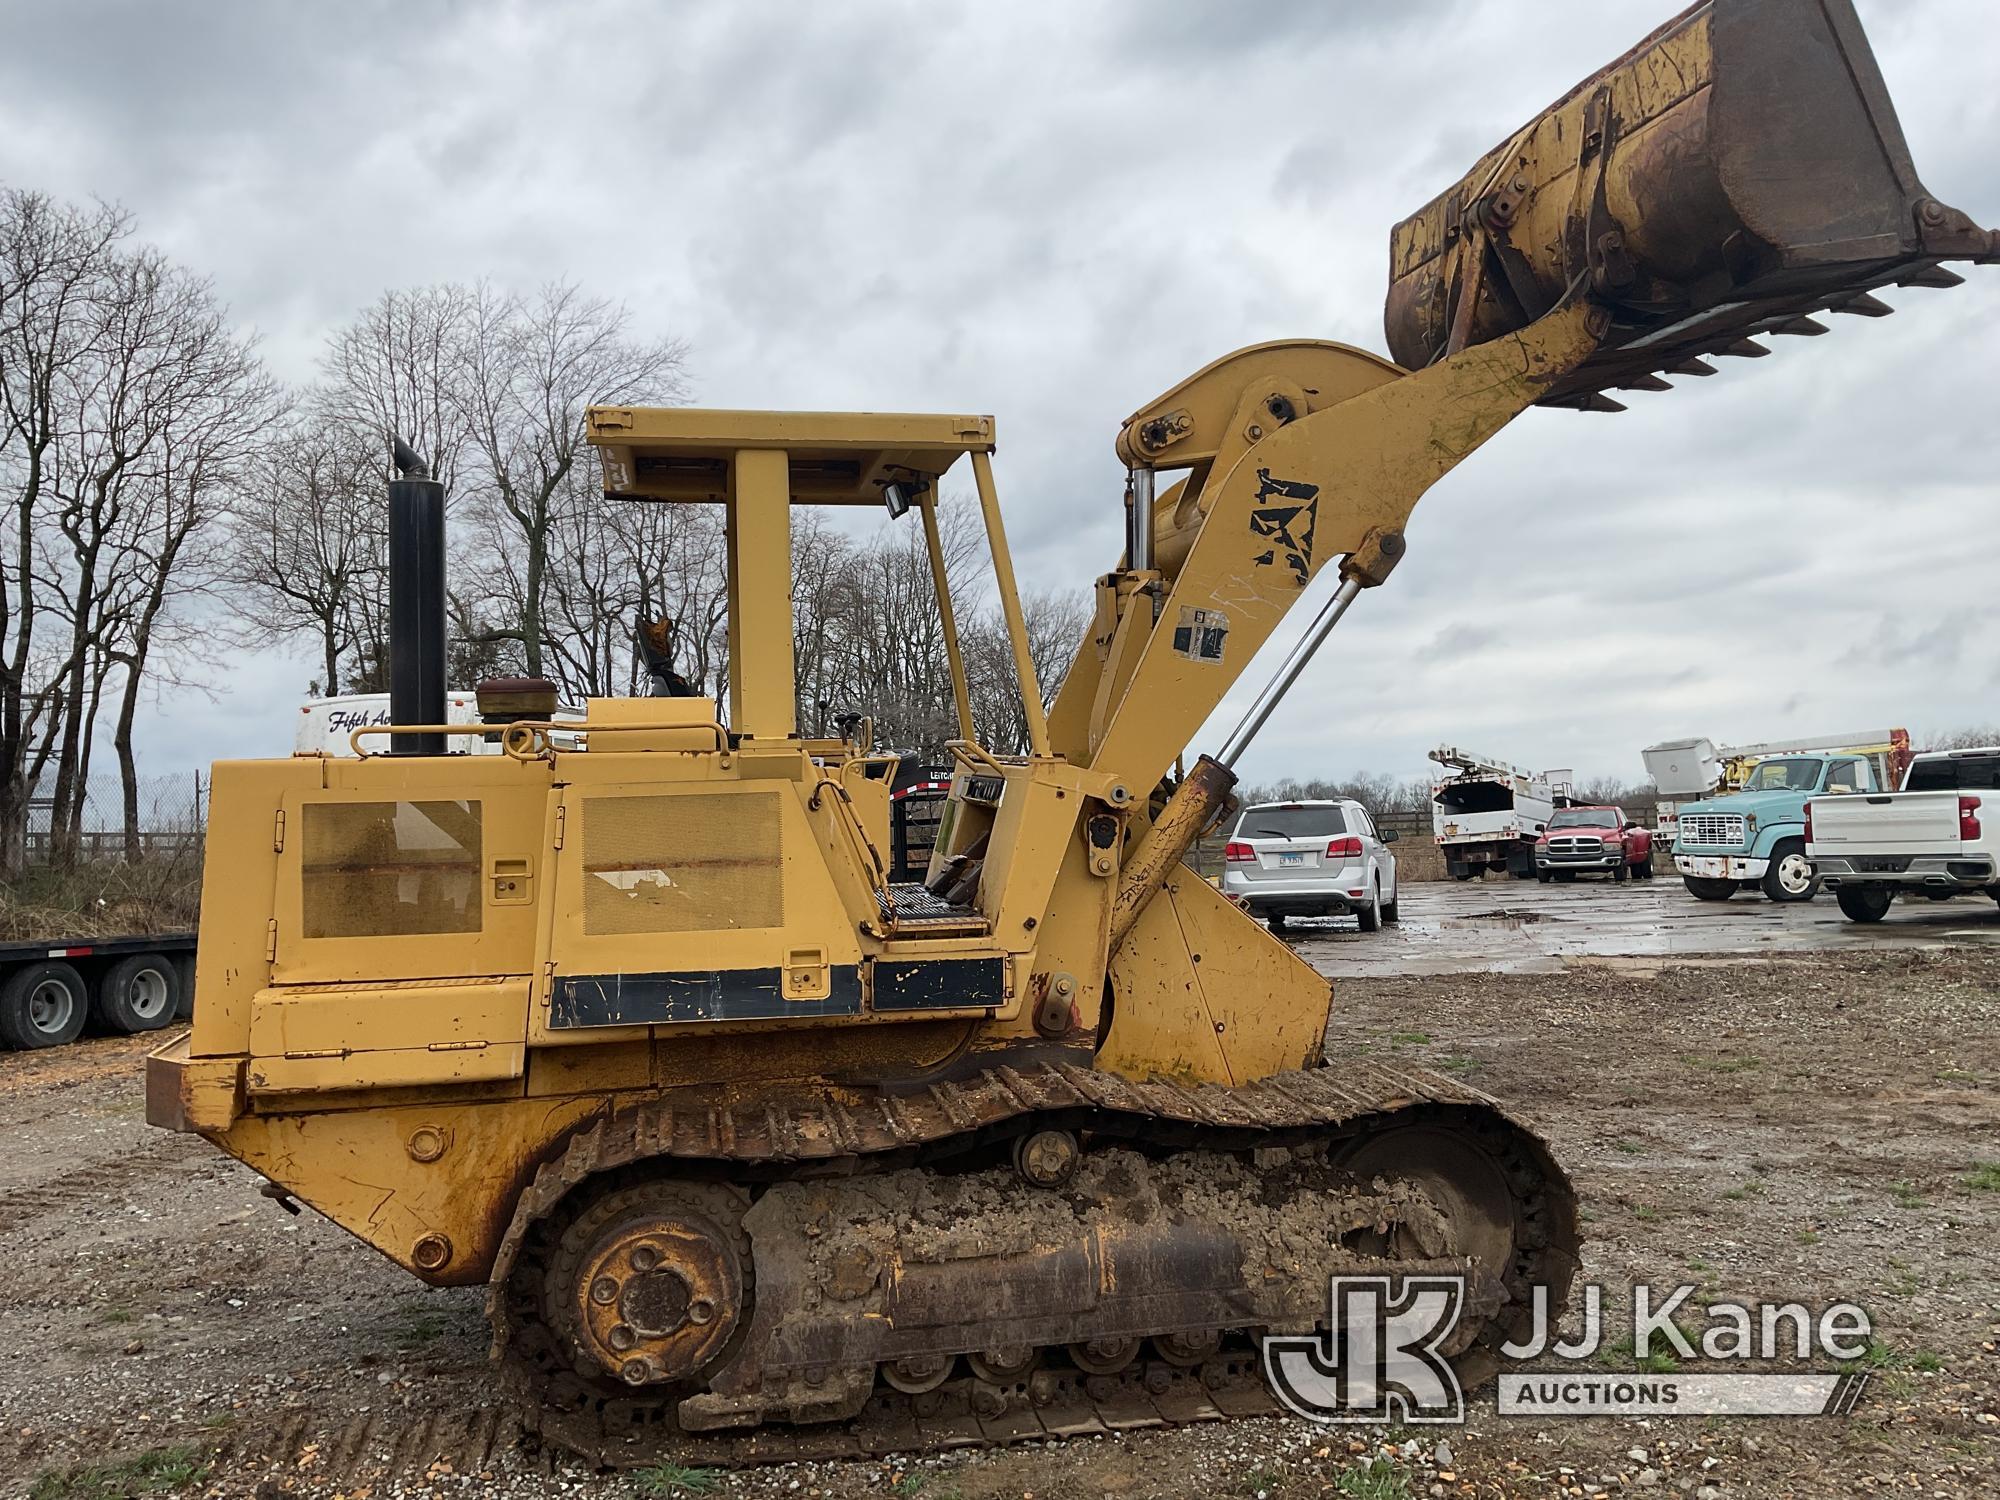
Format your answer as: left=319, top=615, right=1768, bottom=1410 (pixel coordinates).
left=1897, top=266, right=1966, bottom=290
left=1828, top=292, right=1894, bottom=317
left=1770, top=316, right=1829, bottom=337
left=1617, top=374, right=1673, bottom=392
left=1666, top=358, right=1717, bottom=378
left=1718, top=339, right=1770, bottom=358
left=1542, top=392, right=1627, bottom=413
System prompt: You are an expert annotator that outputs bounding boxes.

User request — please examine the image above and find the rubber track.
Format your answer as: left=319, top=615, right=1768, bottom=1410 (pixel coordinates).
left=490, top=1057, right=1575, bottom=1469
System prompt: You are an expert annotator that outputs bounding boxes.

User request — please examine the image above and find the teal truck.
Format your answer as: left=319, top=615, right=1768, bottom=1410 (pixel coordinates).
left=1673, top=753, right=1881, bottom=903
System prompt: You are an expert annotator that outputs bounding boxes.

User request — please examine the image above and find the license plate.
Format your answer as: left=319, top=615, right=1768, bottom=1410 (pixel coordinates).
left=1280, top=852, right=1306, bottom=866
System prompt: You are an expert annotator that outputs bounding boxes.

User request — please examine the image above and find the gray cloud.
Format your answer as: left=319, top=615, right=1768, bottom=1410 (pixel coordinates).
left=2, top=0, right=1995, bottom=788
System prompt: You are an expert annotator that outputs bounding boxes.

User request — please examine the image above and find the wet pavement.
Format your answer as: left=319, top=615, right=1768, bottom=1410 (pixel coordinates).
left=1282, top=873, right=2000, bottom=977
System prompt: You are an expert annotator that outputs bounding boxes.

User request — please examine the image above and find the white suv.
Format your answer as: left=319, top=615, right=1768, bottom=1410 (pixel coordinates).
left=1221, top=799, right=1400, bottom=932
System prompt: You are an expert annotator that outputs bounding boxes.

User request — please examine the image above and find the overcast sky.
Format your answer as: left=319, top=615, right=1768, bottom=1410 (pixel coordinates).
left=3, top=0, right=1995, bottom=792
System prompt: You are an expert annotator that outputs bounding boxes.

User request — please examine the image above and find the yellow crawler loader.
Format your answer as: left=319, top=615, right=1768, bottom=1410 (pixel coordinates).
left=149, top=0, right=1992, bottom=1464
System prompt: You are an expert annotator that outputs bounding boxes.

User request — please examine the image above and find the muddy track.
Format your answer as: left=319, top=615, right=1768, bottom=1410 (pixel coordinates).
left=208, top=1405, right=532, bottom=1489
left=491, top=1057, right=1576, bottom=1468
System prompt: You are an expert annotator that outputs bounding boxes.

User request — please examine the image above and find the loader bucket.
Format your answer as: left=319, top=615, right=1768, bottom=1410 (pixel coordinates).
left=1385, top=0, right=1997, bottom=409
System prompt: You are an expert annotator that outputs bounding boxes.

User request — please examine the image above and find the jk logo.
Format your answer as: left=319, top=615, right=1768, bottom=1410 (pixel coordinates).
left=1264, top=1275, right=1467, bottom=1424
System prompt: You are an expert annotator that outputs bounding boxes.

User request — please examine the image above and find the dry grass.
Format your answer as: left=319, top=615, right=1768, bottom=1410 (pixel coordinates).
left=0, top=852, right=201, bottom=940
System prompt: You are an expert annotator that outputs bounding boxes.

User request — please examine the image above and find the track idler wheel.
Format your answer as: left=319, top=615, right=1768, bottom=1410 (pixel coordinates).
left=967, top=1345, right=1038, bottom=1383
left=881, top=1354, right=955, bottom=1394
left=1153, top=1329, right=1222, bottom=1368
left=546, top=1180, right=749, bottom=1390
left=1068, top=1335, right=1140, bottom=1375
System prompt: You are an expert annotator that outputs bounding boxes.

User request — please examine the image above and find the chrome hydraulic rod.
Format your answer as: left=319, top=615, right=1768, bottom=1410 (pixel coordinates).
left=1215, top=575, right=1363, bottom=769
left=1127, top=467, right=1155, bottom=573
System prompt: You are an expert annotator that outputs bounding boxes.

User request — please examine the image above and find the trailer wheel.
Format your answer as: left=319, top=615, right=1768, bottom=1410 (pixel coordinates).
left=0, top=961, right=89, bottom=1049
left=1836, top=887, right=1893, bottom=923
left=94, top=953, right=182, bottom=1035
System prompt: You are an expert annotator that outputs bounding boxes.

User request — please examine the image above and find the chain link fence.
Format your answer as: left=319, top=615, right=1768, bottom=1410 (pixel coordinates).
left=5, top=774, right=207, bottom=940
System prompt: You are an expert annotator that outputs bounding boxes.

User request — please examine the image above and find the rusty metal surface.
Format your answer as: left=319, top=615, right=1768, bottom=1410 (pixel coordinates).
left=1110, top=754, right=1238, bottom=950
left=1385, top=0, right=1996, bottom=407
left=486, top=1056, right=1578, bottom=1467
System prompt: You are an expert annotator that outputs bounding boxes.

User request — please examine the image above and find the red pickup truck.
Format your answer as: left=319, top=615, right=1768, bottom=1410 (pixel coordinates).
left=1534, top=806, right=1654, bottom=882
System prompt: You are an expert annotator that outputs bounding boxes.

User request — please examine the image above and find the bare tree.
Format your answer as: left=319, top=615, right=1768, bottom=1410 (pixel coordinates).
left=1918, top=726, right=2000, bottom=751
left=490, top=464, right=729, bottom=703
left=0, top=190, right=129, bottom=873
left=454, top=281, right=688, bottom=678
left=962, top=587, right=1090, bottom=756
left=318, top=285, right=474, bottom=498
left=104, top=302, right=280, bottom=853
left=229, top=421, right=386, bottom=695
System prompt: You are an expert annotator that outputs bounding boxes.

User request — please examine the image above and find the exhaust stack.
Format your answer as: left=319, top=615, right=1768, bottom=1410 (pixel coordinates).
left=388, top=438, right=448, bottom=755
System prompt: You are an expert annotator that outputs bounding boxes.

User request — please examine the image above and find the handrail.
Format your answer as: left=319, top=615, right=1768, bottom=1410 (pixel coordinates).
left=347, top=724, right=487, bottom=756
left=808, top=772, right=894, bottom=917
left=349, top=717, right=728, bottom=760
left=945, top=739, right=1008, bottom=776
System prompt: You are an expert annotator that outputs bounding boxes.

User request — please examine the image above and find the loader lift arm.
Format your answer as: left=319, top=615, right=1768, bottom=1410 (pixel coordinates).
left=1060, top=0, right=1996, bottom=937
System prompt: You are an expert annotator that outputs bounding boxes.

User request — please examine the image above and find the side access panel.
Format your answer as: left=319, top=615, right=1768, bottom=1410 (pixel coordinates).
left=532, top=780, right=866, bottom=1043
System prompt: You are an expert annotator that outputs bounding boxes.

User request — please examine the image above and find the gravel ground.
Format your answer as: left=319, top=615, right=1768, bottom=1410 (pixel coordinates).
left=2, top=944, right=1996, bottom=1500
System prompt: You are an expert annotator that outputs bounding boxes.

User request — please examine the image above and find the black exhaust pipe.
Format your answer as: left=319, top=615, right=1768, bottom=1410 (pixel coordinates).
left=389, top=438, right=447, bottom=755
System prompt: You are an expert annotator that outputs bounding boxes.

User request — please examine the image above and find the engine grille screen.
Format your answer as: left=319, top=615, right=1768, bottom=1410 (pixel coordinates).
left=301, top=800, right=483, bottom=938
left=1678, top=814, right=1746, bottom=847
left=582, top=792, right=784, bottom=935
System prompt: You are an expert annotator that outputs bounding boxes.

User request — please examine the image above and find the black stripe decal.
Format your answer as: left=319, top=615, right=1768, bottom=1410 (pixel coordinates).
left=551, top=966, right=862, bottom=1027
left=873, top=957, right=1006, bottom=1012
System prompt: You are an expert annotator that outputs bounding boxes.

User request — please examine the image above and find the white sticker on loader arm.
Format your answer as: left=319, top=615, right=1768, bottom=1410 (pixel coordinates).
left=1172, top=606, right=1229, bottom=663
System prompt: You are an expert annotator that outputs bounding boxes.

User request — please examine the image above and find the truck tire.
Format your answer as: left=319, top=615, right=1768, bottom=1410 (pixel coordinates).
left=1759, top=840, right=1820, bottom=903
left=94, top=952, right=182, bottom=1035
left=175, top=954, right=196, bottom=1019
left=1613, top=862, right=1629, bottom=882
left=1356, top=881, right=1382, bottom=933
left=1836, top=887, right=1893, bottom=923
left=1683, top=876, right=1735, bottom=901
left=0, top=961, right=89, bottom=1050
left=1536, top=870, right=1551, bottom=884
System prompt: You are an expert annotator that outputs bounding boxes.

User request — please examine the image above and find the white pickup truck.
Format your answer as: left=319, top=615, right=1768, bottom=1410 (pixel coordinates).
left=1806, top=746, right=2000, bottom=922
